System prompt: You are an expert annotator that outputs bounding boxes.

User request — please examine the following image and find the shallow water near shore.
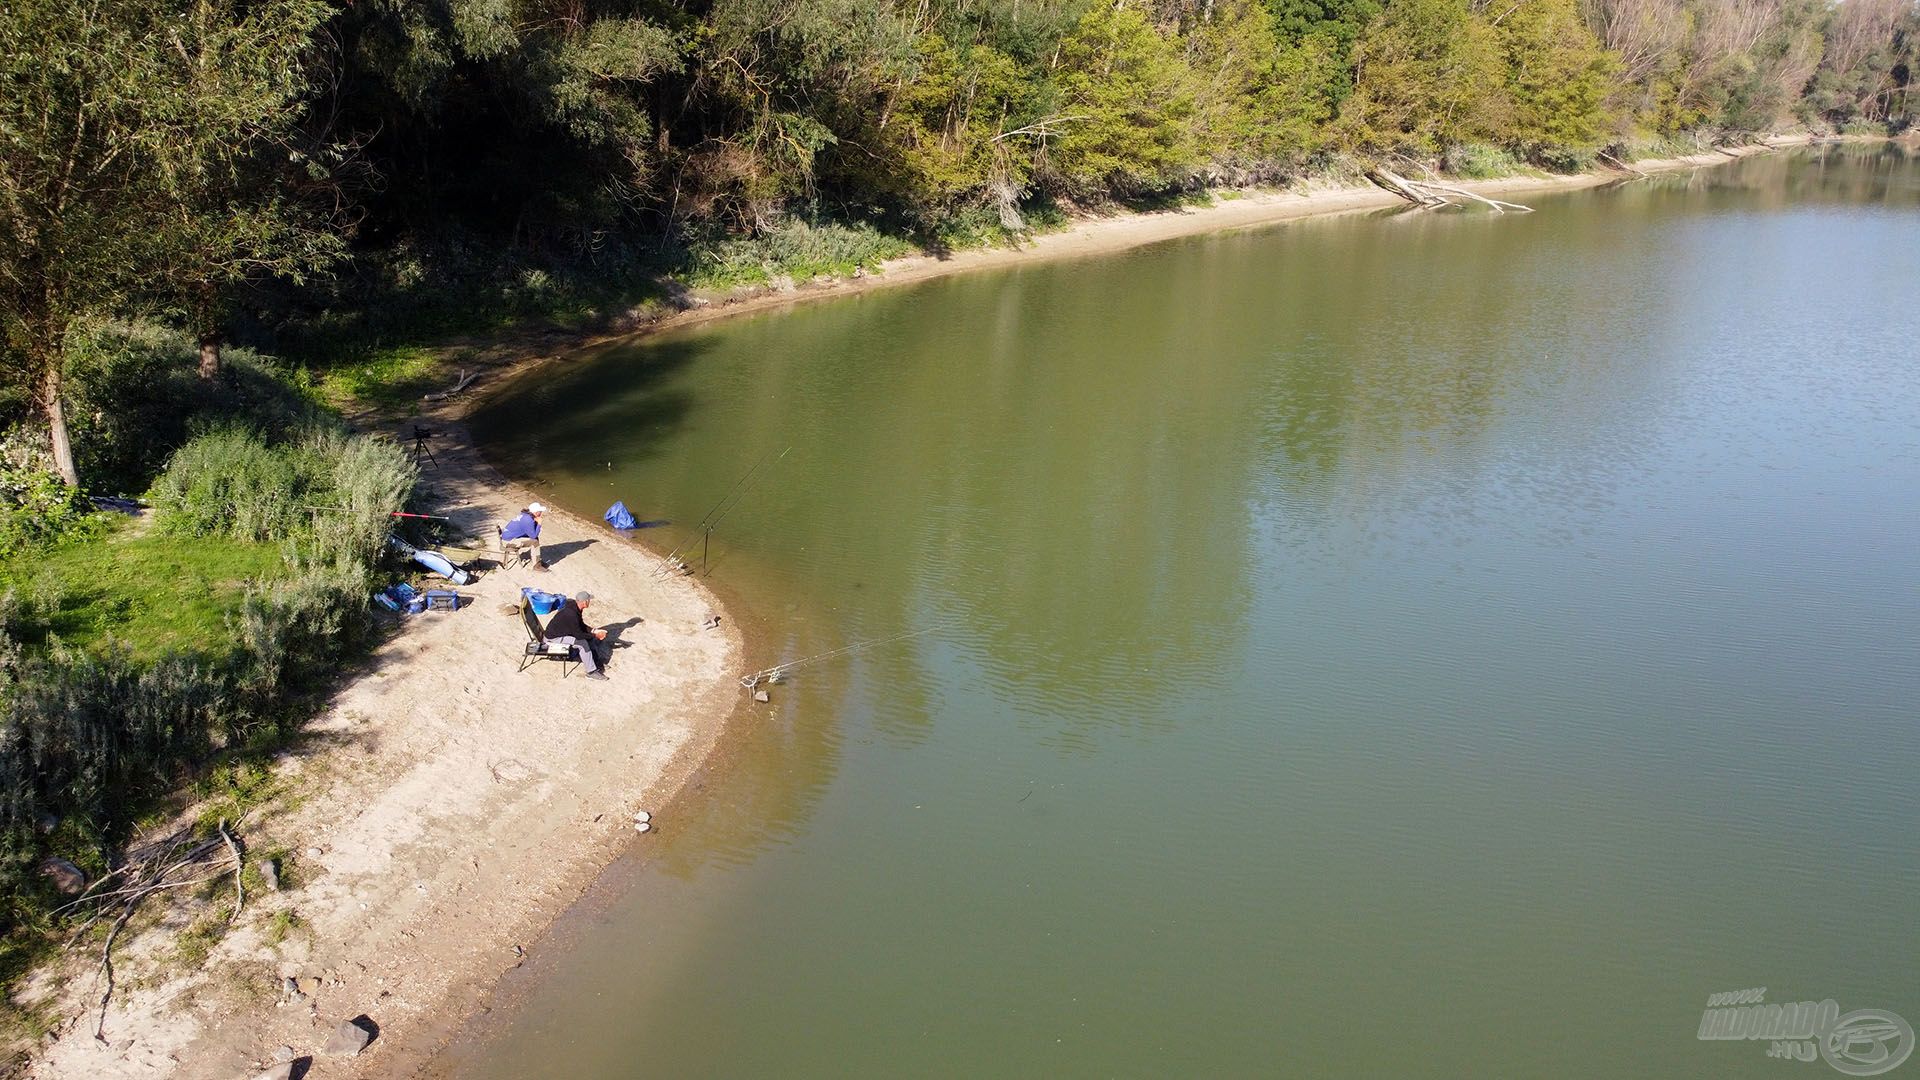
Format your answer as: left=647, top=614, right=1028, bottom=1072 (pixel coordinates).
left=455, top=147, right=1920, bottom=1078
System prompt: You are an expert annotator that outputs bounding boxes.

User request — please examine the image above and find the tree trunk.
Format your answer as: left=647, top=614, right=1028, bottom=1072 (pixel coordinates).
left=198, top=331, right=221, bottom=379
left=42, top=366, right=79, bottom=487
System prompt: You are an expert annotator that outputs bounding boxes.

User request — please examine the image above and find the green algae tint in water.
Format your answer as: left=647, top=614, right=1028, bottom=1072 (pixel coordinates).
left=452, top=148, right=1920, bottom=1079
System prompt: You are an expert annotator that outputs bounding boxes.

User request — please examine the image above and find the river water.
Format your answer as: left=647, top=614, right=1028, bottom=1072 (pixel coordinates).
left=452, top=146, right=1919, bottom=1079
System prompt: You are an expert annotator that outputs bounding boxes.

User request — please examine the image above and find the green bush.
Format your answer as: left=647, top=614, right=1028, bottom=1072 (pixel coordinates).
left=0, top=557, right=377, bottom=925
left=683, top=219, right=915, bottom=289
left=1532, top=145, right=1597, bottom=173
left=1442, top=142, right=1522, bottom=178
left=62, top=325, right=324, bottom=497
left=147, top=426, right=416, bottom=565
left=0, top=427, right=102, bottom=561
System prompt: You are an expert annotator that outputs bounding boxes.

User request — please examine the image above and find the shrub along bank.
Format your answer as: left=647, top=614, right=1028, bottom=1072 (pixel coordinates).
left=0, top=331, right=416, bottom=990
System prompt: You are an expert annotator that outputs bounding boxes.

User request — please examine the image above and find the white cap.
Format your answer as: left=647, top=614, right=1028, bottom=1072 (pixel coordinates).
left=527, top=502, right=546, bottom=514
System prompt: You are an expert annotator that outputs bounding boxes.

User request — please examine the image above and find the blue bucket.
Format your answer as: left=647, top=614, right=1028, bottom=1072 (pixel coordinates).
left=521, top=587, right=562, bottom=615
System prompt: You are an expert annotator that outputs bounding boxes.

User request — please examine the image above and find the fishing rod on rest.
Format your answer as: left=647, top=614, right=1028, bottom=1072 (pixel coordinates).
left=740, top=626, right=939, bottom=690
left=658, top=445, right=792, bottom=576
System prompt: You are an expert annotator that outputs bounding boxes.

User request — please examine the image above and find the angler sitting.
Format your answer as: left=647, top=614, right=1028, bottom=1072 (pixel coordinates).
left=544, top=591, right=610, bottom=681
left=501, top=502, right=547, bottom=570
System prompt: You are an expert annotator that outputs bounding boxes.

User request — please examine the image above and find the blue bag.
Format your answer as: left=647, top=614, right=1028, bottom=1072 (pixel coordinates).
left=604, top=501, right=638, bottom=530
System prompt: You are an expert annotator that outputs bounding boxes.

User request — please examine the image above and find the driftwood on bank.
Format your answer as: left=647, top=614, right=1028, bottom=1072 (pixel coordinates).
left=1597, top=151, right=1649, bottom=179
left=54, top=824, right=249, bottom=1042
left=1368, top=168, right=1535, bottom=213
left=422, top=368, right=480, bottom=402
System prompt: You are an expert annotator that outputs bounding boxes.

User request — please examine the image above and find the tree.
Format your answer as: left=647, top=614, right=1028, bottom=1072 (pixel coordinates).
left=1186, top=1, right=1343, bottom=172
left=1496, top=0, right=1620, bottom=151
left=1048, top=4, right=1196, bottom=194
left=155, top=0, right=343, bottom=379
left=1341, top=0, right=1512, bottom=152
left=0, top=0, right=338, bottom=486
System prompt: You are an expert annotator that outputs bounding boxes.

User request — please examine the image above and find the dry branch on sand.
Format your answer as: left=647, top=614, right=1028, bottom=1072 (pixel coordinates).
left=54, top=822, right=248, bottom=1043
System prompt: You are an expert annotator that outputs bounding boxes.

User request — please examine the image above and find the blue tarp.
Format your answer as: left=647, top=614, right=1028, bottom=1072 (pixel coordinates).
left=604, top=501, right=638, bottom=530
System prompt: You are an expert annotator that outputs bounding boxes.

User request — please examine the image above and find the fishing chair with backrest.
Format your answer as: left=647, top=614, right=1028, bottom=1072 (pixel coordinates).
left=518, top=603, right=577, bottom=676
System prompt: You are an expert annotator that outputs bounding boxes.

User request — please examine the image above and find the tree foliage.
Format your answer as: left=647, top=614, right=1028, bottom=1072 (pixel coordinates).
left=0, top=0, right=338, bottom=485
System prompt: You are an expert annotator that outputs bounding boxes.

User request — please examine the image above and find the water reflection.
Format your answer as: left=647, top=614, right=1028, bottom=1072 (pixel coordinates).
left=454, top=148, right=1920, bottom=1080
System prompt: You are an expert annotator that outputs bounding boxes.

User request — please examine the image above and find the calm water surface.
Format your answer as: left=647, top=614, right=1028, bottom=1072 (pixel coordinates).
left=452, top=148, right=1920, bottom=1078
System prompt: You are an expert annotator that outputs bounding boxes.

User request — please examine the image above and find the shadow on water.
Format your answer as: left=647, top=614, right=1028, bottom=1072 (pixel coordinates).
left=468, top=335, right=719, bottom=480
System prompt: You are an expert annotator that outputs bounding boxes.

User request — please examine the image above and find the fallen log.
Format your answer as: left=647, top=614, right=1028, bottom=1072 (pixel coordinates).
left=1597, top=151, right=1649, bottom=179
left=1409, top=179, right=1535, bottom=213
left=1368, top=168, right=1449, bottom=208
left=1368, top=168, right=1534, bottom=213
left=422, top=368, right=480, bottom=402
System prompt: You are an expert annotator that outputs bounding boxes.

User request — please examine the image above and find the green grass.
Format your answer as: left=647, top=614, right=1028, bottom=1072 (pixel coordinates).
left=0, top=520, right=285, bottom=660
left=313, top=345, right=445, bottom=412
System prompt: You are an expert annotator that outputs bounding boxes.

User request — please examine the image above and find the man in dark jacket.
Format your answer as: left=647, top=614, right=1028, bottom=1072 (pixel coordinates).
left=543, top=591, right=610, bottom=681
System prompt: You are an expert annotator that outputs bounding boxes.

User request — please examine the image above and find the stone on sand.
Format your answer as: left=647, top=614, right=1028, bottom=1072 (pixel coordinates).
left=323, top=1016, right=375, bottom=1057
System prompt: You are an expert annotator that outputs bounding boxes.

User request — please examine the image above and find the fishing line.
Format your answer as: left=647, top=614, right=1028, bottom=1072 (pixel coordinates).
left=658, top=445, right=791, bottom=574
left=740, top=625, right=938, bottom=689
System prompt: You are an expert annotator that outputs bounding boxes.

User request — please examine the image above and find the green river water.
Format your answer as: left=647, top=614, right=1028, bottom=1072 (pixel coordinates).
left=451, top=146, right=1919, bottom=1079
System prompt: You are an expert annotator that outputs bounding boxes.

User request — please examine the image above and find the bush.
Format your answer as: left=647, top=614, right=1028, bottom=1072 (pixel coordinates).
left=1442, top=142, right=1522, bottom=178
left=1532, top=144, right=1597, bottom=173
left=147, top=426, right=416, bottom=565
left=62, top=325, right=324, bottom=497
left=683, top=219, right=915, bottom=289
left=0, top=559, right=376, bottom=923
left=0, top=427, right=102, bottom=561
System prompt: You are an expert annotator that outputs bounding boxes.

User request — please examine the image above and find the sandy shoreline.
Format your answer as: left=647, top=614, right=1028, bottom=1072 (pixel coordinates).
left=10, top=134, right=1812, bottom=1080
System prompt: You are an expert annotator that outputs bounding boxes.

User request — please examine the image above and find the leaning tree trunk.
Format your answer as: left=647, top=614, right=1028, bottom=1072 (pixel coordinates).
left=41, top=365, right=78, bottom=487
left=197, top=331, right=221, bottom=380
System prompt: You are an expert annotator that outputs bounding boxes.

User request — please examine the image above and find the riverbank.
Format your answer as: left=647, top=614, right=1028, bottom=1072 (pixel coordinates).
left=15, top=426, right=742, bottom=1079
left=403, top=136, right=1818, bottom=393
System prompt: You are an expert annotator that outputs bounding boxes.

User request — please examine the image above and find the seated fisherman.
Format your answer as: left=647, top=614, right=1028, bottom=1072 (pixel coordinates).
left=544, top=591, right=610, bottom=681
left=501, top=502, right=547, bottom=570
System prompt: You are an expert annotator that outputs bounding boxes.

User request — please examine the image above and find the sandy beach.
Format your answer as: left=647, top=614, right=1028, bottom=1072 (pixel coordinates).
left=10, top=135, right=1810, bottom=1080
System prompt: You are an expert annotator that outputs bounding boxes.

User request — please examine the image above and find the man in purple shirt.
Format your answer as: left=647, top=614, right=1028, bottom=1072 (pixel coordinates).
left=501, top=502, right=546, bottom=570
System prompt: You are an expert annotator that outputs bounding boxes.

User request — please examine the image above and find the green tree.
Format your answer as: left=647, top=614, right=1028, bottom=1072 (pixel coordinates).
left=1188, top=1, right=1343, bottom=169
left=0, top=0, right=340, bottom=485
left=1341, top=0, right=1511, bottom=152
left=1048, top=3, right=1196, bottom=194
left=1495, top=0, right=1620, bottom=151
left=154, top=0, right=344, bottom=379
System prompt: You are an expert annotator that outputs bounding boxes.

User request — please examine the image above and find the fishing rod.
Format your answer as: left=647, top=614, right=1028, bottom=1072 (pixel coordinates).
left=301, top=505, right=454, bottom=522
left=740, top=626, right=938, bottom=690
left=659, top=445, right=792, bottom=575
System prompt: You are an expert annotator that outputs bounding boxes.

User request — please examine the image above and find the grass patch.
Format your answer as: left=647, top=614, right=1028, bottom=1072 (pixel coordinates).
left=313, top=345, right=444, bottom=412
left=190, top=758, right=290, bottom=833
left=0, top=521, right=284, bottom=660
left=171, top=913, right=228, bottom=969
left=262, top=908, right=301, bottom=948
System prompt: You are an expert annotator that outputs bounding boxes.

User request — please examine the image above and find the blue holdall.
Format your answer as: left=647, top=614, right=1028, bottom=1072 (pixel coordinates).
left=604, top=501, right=638, bottom=530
